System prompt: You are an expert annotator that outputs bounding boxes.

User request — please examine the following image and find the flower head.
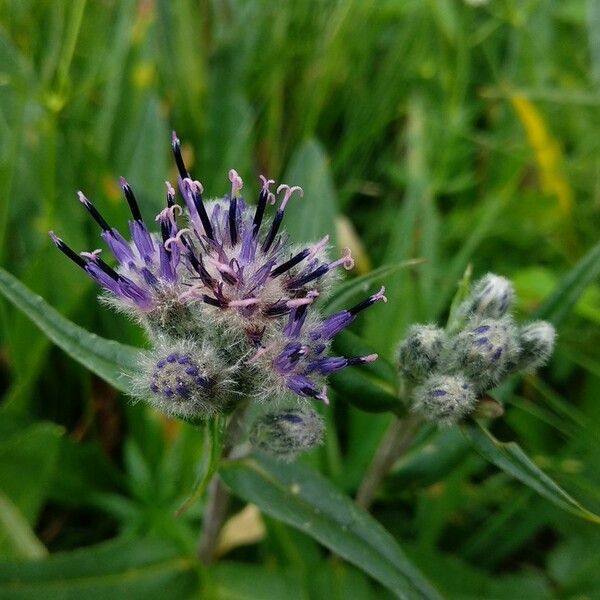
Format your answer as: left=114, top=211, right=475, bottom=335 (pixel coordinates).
left=50, top=133, right=385, bottom=412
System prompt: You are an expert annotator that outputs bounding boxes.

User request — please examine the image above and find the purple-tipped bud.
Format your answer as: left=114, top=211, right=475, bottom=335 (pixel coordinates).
left=460, top=273, right=515, bottom=320
left=448, top=317, right=519, bottom=393
left=398, top=324, right=446, bottom=384
left=412, top=373, right=476, bottom=426
left=508, top=321, right=556, bottom=374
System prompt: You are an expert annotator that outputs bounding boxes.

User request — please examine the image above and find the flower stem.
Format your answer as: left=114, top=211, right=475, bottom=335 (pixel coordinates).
left=197, top=402, right=248, bottom=563
left=355, top=413, right=421, bottom=510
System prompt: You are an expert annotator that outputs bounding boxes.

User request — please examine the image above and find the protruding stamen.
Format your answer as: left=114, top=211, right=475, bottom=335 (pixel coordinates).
left=171, top=131, right=189, bottom=180
left=229, top=169, right=243, bottom=198
left=350, top=353, right=378, bottom=365
left=253, top=175, right=276, bottom=236
left=119, top=177, right=143, bottom=222
left=316, top=385, right=329, bottom=405
left=329, top=247, right=354, bottom=271
left=80, top=249, right=102, bottom=261
left=183, top=178, right=214, bottom=240
left=307, top=235, right=330, bottom=260
left=270, top=248, right=310, bottom=278
left=49, top=231, right=87, bottom=269
left=165, top=181, right=176, bottom=207
left=78, top=192, right=111, bottom=231
left=286, top=290, right=319, bottom=308
left=262, top=184, right=303, bottom=253
left=276, top=184, right=303, bottom=210
left=164, top=228, right=192, bottom=251
left=156, top=204, right=182, bottom=226
left=348, top=286, right=387, bottom=316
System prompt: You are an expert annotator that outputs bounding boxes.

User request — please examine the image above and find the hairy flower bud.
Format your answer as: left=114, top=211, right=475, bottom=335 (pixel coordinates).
left=398, top=325, right=446, bottom=384
left=248, top=405, right=324, bottom=461
left=412, top=373, right=476, bottom=426
left=460, top=273, right=514, bottom=320
left=448, top=317, right=519, bottom=392
left=132, top=341, right=233, bottom=420
left=508, top=321, right=556, bottom=374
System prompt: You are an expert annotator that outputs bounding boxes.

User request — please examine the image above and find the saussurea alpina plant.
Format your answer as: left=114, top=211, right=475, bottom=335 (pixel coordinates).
left=50, top=133, right=384, bottom=459
left=397, top=273, right=556, bottom=426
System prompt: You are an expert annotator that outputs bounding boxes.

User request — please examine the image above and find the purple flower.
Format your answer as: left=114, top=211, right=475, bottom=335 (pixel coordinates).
left=50, top=133, right=387, bottom=406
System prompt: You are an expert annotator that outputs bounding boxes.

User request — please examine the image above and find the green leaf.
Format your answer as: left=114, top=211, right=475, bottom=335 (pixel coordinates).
left=0, top=266, right=141, bottom=394
left=535, top=241, right=600, bottom=325
left=0, top=537, right=199, bottom=599
left=210, top=562, right=306, bottom=600
left=282, top=139, right=338, bottom=245
left=0, top=491, right=47, bottom=560
left=220, top=454, right=441, bottom=599
left=0, top=421, right=63, bottom=523
left=462, top=423, right=600, bottom=524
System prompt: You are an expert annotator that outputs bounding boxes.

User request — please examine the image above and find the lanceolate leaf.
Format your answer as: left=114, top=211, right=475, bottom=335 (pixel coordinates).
left=220, top=453, right=441, bottom=600
left=462, top=423, right=600, bottom=524
left=535, top=241, right=600, bottom=325
left=0, top=266, right=141, bottom=393
left=0, top=537, right=199, bottom=599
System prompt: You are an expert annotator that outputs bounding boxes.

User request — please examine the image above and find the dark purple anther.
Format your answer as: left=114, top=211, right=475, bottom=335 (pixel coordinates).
left=432, top=389, right=447, bottom=397
left=167, top=353, right=179, bottom=363
left=229, top=196, right=238, bottom=246
left=49, top=232, right=87, bottom=269
left=253, top=175, right=274, bottom=237
left=120, top=177, right=143, bottom=222
left=171, top=131, right=190, bottom=180
left=271, top=248, right=310, bottom=278
left=185, top=179, right=214, bottom=241
left=261, top=209, right=284, bottom=253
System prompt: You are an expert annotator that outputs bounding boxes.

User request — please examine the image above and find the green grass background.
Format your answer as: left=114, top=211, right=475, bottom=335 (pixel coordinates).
left=0, top=0, right=599, bottom=598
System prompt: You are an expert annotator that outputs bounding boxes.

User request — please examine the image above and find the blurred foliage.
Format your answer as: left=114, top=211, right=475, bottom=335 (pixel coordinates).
left=1, top=0, right=600, bottom=598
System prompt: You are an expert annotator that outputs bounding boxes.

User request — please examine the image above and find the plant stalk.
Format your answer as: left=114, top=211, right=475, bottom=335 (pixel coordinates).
left=355, top=413, right=421, bottom=510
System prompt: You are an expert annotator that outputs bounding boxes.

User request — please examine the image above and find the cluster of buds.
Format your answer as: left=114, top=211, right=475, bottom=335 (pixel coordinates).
left=397, top=273, right=556, bottom=426
left=50, top=134, right=386, bottom=459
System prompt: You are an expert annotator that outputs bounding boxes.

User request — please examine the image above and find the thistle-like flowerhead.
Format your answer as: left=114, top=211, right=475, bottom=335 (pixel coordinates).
left=459, top=273, right=514, bottom=321
left=448, top=317, right=519, bottom=392
left=131, top=340, right=234, bottom=420
left=248, top=405, right=324, bottom=461
left=508, top=321, right=556, bottom=374
left=397, top=324, right=446, bottom=385
left=50, top=133, right=385, bottom=414
left=412, top=373, right=476, bottom=426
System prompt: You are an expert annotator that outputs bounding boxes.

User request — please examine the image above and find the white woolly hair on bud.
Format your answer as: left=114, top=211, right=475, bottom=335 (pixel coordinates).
left=248, top=403, right=325, bottom=461
left=397, top=324, right=446, bottom=384
left=509, top=320, right=556, bottom=374
left=130, top=338, right=237, bottom=420
left=460, top=273, right=515, bottom=320
left=412, top=373, right=477, bottom=426
left=446, top=317, right=520, bottom=393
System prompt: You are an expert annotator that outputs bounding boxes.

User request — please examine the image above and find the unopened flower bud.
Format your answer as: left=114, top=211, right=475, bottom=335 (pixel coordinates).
left=449, top=317, right=519, bottom=392
left=412, top=373, right=476, bottom=426
left=460, top=273, right=514, bottom=320
left=509, top=321, right=556, bottom=374
left=398, top=325, right=446, bottom=384
left=248, top=405, right=324, bottom=461
left=133, top=342, right=231, bottom=420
